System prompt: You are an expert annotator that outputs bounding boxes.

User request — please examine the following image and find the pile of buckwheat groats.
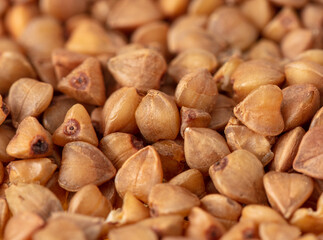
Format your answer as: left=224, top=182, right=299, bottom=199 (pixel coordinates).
left=0, top=0, right=323, bottom=239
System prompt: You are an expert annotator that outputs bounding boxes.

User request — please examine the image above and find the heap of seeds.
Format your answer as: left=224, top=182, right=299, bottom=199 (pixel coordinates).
left=0, top=0, right=323, bottom=239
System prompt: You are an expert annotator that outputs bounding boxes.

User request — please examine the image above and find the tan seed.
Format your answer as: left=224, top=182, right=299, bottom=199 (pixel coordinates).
left=4, top=3, right=39, bottom=40
left=66, top=20, right=126, bottom=55
left=224, top=117, right=275, bottom=166
left=301, top=3, right=323, bottom=30
left=209, top=150, right=267, bottom=204
left=107, top=0, right=162, bottom=30
left=5, top=183, right=63, bottom=219
left=271, top=127, right=305, bottom=172
left=169, top=169, right=205, bottom=197
left=200, top=194, right=242, bottom=229
left=0, top=51, right=36, bottom=95
left=186, top=207, right=226, bottom=240
left=232, top=59, right=284, bottom=101
left=175, top=69, right=218, bottom=113
left=131, top=21, right=169, bottom=56
left=293, top=126, right=323, bottom=179
left=285, top=61, right=323, bottom=102
left=19, top=16, right=64, bottom=88
left=207, top=6, right=258, bottom=50
left=7, top=158, right=57, bottom=185
left=102, top=87, right=142, bottom=136
left=281, top=84, right=320, bottom=131
left=281, top=28, right=313, bottom=59
left=233, top=84, right=284, bottom=136
left=100, top=132, right=143, bottom=170
left=6, top=116, right=53, bottom=159
left=107, top=191, right=150, bottom=225
left=240, top=204, right=287, bottom=226
left=168, top=48, right=218, bottom=83
left=33, top=218, right=86, bottom=240
left=240, top=0, right=274, bottom=29
left=148, top=183, right=200, bottom=217
left=259, top=222, right=301, bottom=240
left=57, top=57, right=106, bottom=106
left=184, top=127, right=230, bottom=175
left=4, top=211, right=44, bottom=240
left=248, top=39, right=282, bottom=61
left=53, top=104, right=98, bottom=146
left=115, top=146, right=163, bottom=203
left=263, top=171, right=314, bottom=218
left=8, top=78, right=53, bottom=127
left=152, top=140, right=185, bottom=180
left=135, top=90, right=180, bottom=142
left=158, top=0, right=189, bottom=18
left=58, top=141, right=116, bottom=192
left=168, top=16, right=223, bottom=55
left=108, top=49, right=166, bottom=92
left=262, top=7, right=301, bottom=42
left=68, top=184, right=112, bottom=218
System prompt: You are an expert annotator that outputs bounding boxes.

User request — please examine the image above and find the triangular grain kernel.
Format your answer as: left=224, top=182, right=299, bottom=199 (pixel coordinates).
left=65, top=21, right=126, bottom=56
left=58, top=57, right=106, bottom=106
left=293, top=126, right=323, bottom=179
left=263, top=171, right=314, bottom=219
left=53, top=104, right=98, bottom=147
left=115, top=146, right=163, bottom=203
left=233, top=84, right=284, bottom=136
left=107, top=0, right=162, bottom=30
left=6, top=116, right=53, bottom=159
left=58, top=141, right=116, bottom=192
left=108, top=49, right=166, bottom=92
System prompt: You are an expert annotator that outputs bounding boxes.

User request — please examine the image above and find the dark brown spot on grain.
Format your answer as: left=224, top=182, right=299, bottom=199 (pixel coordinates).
left=205, top=225, right=223, bottom=240
left=187, top=110, right=197, bottom=121
left=131, top=136, right=144, bottom=150
left=70, top=72, right=89, bottom=90
left=63, top=119, right=80, bottom=136
left=243, top=228, right=256, bottom=239
left=213, top=157, right=228, bottom=171
left=1, top=102, right=9, bottom=115
left=31, top=136, right=49, bottom=155
left=150, top=205, right=158, bottom=217
left=226, top=197, right=234, bottom=206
